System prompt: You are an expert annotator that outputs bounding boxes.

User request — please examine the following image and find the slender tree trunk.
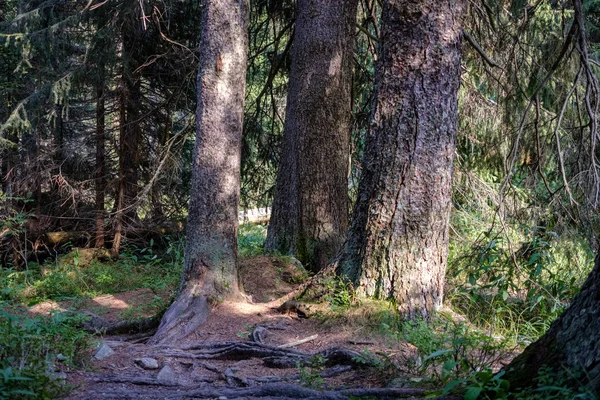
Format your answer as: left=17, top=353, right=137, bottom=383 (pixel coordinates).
left=122, top=79, right=141, bottom=222
left=111, top=90, right=127, bottom=257
left=336, top=0, right=465, bottom=317
left=111, top=16, right=142, bottom=255
left=34, top=124, right=41, bottom=216
left=265, top=0, right=358, bottom=272
left=2, top=131, right=17, bottom=197
left=149, top=0, right=249, bottom=345
left=503, top=251, right=600, bottom=392
left=54, top=104, right=64, bottom=166
left=95, top=66, right=106, bottom=248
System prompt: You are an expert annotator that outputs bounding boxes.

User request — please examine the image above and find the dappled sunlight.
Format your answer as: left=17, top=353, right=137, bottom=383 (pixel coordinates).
left=28, top=300, right=67, bottom=316
left=92, top=294, right=131, bottom=310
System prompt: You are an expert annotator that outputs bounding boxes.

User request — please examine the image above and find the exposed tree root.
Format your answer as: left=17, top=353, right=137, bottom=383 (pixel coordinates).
left=148, top=289, right=210, bottom=345
left=251, top=325, right=268, bottom=343
left=91, top=382, right=451, bottom=400
left=278, top=262, right=338, bottom=304
left=152, top=341, right=375, bottom=369
left=71, top=337, right=456, bottom=400
left=80, top=311, right=160, bottom=335
left=89, top=373, right=200, bottom=386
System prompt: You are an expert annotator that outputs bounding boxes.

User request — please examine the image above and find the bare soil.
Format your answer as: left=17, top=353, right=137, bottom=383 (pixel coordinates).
left=31, top=256, right=445, bottom=399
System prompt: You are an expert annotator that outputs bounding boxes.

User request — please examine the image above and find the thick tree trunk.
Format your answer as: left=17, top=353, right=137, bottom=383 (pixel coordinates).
left=336, top=0, right=465, bottom=317
left=95, top=68, right=106, bottom=248
left=503, top=252, right=600, bottom=392
left=149, top=0, right=249, bottom=345
left=265, top=0, right=357, bottom=272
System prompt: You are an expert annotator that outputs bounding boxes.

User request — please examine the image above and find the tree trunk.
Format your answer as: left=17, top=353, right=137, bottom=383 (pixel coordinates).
left=120, top=15, right=142, bottom=224
left=122, top=79, right=141, bottom=222
left=336, top=0, right=465, bottom=317
left=149, top=0, right=249, bottom=345
left=265, top=0, right=358, bottom=272
left=111, top=90, right=127, bottom=257
left=111, top=15, right=142, bottom=255
left=503, top=252, right=600, bottom=392
left=95, top=66, right=106, bottom=248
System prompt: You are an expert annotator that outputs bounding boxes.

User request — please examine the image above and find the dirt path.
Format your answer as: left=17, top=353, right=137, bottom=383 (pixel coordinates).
left=60, top=299, right=448, bottom=399
left=29, top=256, right=452, bottom=399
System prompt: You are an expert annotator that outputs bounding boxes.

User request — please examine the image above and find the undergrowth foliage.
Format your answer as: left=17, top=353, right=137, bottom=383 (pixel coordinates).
left=0, top=237, right=185, bottom=306
left=448, top=225, right=594, bottom=346
left=0, top=237, right=187, bottom=398
left=0, top=311, right=92, bottom=399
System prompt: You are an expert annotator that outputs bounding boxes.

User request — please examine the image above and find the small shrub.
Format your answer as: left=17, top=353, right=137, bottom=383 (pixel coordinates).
left=323, top=275, right=357, bottom=310
left=0, top=237, right=185, bottom=305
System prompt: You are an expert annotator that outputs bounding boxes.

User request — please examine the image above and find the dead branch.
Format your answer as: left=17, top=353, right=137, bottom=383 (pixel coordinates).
left=278, top=334, right=318, bottom=348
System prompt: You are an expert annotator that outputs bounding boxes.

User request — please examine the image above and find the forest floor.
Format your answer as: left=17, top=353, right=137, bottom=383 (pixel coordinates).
left=26, top=256, right=458, bottom=400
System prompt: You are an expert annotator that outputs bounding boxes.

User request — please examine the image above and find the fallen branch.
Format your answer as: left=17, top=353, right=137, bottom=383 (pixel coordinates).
left=80, top=311, right=160, bottom=335
left=278, top=334, right=318, bottom=348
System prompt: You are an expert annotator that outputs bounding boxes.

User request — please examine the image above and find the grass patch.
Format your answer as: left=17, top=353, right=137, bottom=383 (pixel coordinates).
left=0, top=238, right=185, bottom=306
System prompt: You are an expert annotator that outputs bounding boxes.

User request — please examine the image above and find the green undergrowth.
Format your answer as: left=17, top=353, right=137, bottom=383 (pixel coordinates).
left=238, top=222, right=267, bottom=257
left=447, top=225, right=595, bottom=347
left=0, top=311, right=93, bottom=399
left=313, top=275, right=596, bottom=399
left=0, top=238, right=185, bottom=307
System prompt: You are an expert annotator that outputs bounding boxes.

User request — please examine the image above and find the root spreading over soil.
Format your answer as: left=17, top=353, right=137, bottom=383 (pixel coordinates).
left=31, top=256, right=450, bottom=399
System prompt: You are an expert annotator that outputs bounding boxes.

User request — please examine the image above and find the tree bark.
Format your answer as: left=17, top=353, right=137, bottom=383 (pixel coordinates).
left=111, top=13, right=143, bottom=256
left=503, top=252, right=600, bottom=392
left=265, top=0, right=358, bottom=272
left=111, top=89, right=127, bottom=257
left=149, top=0, right=249, bottom=345
left=95, top=66, right=106, bottom=248
left=120, top=13, right=143, bottom=224
left=336, top=0, right=465, bottom=317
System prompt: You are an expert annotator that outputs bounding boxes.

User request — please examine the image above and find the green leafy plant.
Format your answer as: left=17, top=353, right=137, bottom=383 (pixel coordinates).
left=236, top=323, right=255, bottom=339
left=0, top=237, right=185, bottom=305
left=297, top=354, right=326, bottom=389
left=352, top=349, right=397, bottom=379
left=323, top=275, right=357, bottom=310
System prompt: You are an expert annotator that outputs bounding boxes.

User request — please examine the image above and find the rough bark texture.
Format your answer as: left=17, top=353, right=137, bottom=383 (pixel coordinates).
left=503, top=252, right=600, bottom=392
left=337, top=0, right=465, bottom=317
left=265, top=0, right=357, bottom=272
left=149, top=0, right=249, bottom=345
